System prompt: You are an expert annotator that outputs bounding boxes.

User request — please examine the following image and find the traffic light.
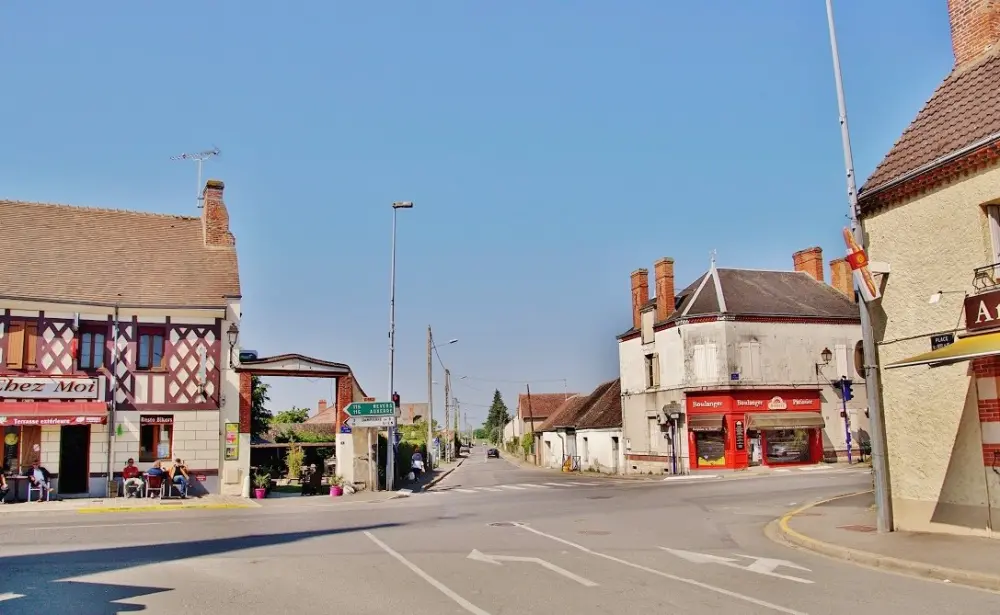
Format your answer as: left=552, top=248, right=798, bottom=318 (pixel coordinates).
left=392, top=392, right=400, bottom=409
left=839, top=377, right=854, bottom=401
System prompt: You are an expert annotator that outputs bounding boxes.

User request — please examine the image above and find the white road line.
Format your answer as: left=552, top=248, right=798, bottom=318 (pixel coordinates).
left=25, top=521, right=182, bottom=531
left=512, top=523, right=808, bottom=615
left=518, top=484, right=549, bottom=489
left=454, top=489, right=479, bottom=494
left=364, top=531, right=491, bottom=615
left=477, top=487, right=503, bottom=492
left=564, top=481, right=599, bottom=486
left=543, top=482, right=572, bottom=487
left=0, top=593, right=25, bottom=603
left=499, top=485, right=527, bottom=490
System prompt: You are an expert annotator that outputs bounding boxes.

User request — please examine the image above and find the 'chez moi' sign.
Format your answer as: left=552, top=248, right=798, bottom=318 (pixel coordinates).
left=0, top=376, right=100, bottom=400
left=965, top=289, right=1000, bottom=333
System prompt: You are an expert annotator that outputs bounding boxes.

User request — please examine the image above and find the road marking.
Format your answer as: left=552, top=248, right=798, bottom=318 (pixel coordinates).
left=0, top=593, right=25, bottom=603
left=561, top=481, right=592, bottom=486
left=773, top=469, right=792, bottom=473
left=542, top=482, right=571, bottom=487
left=518, top=484, right=548, bottom=489
left=24, top=521, right=182, bottom=531
left=467, top=549, right=598, bottom=587
left=512, top=523, right=807, bottom=615
left=661, top=548, right=813, bottom=584
left=454, top=489, right=479, bottom=494
left=365, top=531, right=491, bottom=615
left=662, top=474, right=720, bottom=481
left=477, top=487, right=503, bottom=492
left=499, top=485, right=527, bottom=490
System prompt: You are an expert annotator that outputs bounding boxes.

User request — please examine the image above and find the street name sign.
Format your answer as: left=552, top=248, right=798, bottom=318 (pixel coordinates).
left=344, top=415, right=396, bottom=429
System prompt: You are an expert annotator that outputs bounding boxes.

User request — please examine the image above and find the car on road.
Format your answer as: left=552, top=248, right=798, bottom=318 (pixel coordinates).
left=486, top=448, right=499, bottom=459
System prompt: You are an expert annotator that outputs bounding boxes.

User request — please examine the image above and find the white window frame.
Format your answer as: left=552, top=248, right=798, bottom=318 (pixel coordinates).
left=988, top=205, right=1000, bottom=264
left=644, top=353, right=660, bottom=389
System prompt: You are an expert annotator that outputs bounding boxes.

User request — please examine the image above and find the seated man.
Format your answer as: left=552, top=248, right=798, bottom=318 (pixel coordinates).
left=0, top=471, right=9, bottom=504
left=120, top=458, right=143, bottom=497
left=24, top=460, right=52, bottom=501
left=168, top=458, right=190, bottom=497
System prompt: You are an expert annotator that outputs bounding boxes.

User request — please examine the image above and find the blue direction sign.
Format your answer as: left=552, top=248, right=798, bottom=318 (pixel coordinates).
left=345, top=401, right=395, bottom=417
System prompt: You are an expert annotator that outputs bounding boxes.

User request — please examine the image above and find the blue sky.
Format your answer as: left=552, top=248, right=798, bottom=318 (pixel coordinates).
left=0, top=2, right=953, bottom=427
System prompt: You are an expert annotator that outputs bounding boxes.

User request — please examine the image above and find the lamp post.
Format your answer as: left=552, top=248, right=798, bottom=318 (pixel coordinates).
left=386, top=201, right=413, bottom=492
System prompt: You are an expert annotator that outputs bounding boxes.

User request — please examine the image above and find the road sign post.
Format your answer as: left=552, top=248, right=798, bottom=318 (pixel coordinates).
left=346, top=402, right=397, bottom=491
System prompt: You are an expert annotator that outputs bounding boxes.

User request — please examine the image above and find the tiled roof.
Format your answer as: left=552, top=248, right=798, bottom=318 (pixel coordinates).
left=0, top=200, right=240, bottom=308
left=860, top=51, right=1000, bottom=197
left=576, top=379, right=622, bottom=430
left=534, top=395, right=587, bottom=432
left=517, top=392, right=577, bottom=420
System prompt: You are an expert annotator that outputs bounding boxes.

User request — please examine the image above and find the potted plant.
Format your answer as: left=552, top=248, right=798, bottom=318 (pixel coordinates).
left=253, top=473, right=270, bottom=499
left=329, top=475, right=344, bottom=497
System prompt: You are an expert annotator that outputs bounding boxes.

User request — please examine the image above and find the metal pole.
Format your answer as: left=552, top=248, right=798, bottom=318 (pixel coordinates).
left=427, top=325, right=434, bottom=468
left=841, top=378, right=853, bottom=464
left=444, top=369, right=451, bottom=462
left=826, top=0, right=893, bottom=532
left=386, top=207, right=399, bottom=491
left=105, top=304, right=120, bottom=497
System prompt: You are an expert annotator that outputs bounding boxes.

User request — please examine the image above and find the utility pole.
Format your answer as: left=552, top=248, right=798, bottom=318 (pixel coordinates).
left=444, top=369, right=452, bottom=462
left=525, top=383, right=535, bottom=461
left=427, top=326, right=435, bottom=468
left=826, top=0, right=892, bottom=532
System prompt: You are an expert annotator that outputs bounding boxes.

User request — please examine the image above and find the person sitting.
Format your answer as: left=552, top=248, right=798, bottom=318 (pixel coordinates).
left=120, top=458, right=144, bottom=497
left=24, top=460, right=52, bottom=502
left=168, top=458, right=190, bottom=497
left=0, top=471, right=9, bottom=504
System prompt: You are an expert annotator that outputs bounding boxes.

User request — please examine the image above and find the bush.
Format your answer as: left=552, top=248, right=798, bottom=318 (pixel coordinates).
left=286, top=444, right=305, bottom=479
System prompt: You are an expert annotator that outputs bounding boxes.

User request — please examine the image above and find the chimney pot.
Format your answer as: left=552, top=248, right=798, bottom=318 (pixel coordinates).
left=630, top=268, right=649, bottom=330
left=948, top=0, right=1000, bottom=68
left=202, top=179, right=236, bottom=247
left=793, top=247, right=824, bottom=283
left=318, top=399, right=328, bottom=415
left=654, top=258, right=675, bottom=323
left=829, top=258, right=856, bottom=302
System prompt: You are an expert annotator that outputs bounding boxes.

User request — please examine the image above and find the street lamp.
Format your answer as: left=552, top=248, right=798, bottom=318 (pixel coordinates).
left=386, top=200, right=413, bottom=492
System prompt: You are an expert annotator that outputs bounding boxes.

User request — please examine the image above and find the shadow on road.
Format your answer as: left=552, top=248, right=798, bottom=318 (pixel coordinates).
left=0, top=522, right=403, bottom=614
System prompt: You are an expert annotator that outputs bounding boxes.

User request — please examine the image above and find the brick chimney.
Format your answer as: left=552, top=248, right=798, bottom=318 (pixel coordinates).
left=630, top=268, right=649, bottom=330
left=202, top=179, right=236, bottom=247
left=654, top=258, right=675, bottom=322
left=793, top=247, right=824, bottom=283
left=949, top=0, right=1000, bottom=68
left=317, top=399, right=328, bottom=416
left=829, top=258, right=855, bottom=300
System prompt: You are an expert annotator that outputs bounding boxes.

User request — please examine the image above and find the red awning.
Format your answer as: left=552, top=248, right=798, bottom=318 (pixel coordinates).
left=0, top=402, right=108, bottom=427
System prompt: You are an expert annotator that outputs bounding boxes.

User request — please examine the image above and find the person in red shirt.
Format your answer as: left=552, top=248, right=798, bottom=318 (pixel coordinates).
left=120, top=458, right=144, bottom=497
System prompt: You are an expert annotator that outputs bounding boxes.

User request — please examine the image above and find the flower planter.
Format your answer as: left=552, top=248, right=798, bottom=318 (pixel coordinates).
left=254, top=488, right=267, bottom=499
left=329, top=485, right=343, bottom=497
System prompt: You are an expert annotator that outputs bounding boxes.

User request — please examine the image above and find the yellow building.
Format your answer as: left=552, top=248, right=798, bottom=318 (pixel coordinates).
left=859, top=0, right=1000, bottom=536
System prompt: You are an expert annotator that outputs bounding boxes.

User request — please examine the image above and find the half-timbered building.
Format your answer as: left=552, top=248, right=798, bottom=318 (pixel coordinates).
left=0, top=180, right=243, bottom=497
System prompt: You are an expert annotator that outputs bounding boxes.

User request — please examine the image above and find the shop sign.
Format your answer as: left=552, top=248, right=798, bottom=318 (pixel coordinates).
left=224, top=422, right=239, bottom=461
left=0, top=376, right=99, bottom=400
left=140, top=415, right=173, bottom=425
left=768, top=397, right=788, bottom=410
left=0, top=415, right=105, bottom=427
left=965, top=289, right=1000, bottom=333
left=688, top=397, right=728, bottom=412
left=734, top=420, right=745, bottom=450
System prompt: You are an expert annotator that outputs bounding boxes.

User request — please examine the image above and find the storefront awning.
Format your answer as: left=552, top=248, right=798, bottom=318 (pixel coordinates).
left=746, top=411, right=824, bottom=431
left=886, top=331, right=1000, bottom=369
left=0, top=402, right=108, bottom=427
left=687, top=414, right=725, bottom=432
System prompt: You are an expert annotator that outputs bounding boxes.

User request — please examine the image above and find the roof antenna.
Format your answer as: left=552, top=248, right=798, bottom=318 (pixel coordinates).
left=710, top=249, right=718, bottom=269
left=171, top=147, right=221, bottom=209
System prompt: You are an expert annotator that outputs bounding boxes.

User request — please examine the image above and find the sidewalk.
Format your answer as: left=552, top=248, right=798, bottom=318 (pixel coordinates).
left=396, top=453, right=467, bottom=495
left=0, top=494, right=257, bottom=516
left=499, top=451, right=654, bottom=480
left=770, top=490, right=1000, bottom=592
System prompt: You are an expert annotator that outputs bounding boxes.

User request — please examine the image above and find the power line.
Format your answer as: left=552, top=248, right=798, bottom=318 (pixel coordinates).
left=453, top=374, right=568, bottom=385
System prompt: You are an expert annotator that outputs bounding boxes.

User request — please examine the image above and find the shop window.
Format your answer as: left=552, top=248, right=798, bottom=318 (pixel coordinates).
left=2, top=426, right=19, bottom=472
left=644, top=353, right=660, bottom=389
left=5, top=320, right=38, bottom=370
left=695, top=431, right=726, bottom=467
left=139, top=417, right=173, bottom=462
left=78, top=324, right=107, bottom=371
left=764, top=429, right=811, bottom=464
left=137, top=327, right=166, bottom=371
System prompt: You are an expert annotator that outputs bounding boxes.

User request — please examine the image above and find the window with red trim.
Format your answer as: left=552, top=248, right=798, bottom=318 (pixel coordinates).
left=137, top=327, right=166, bottom=371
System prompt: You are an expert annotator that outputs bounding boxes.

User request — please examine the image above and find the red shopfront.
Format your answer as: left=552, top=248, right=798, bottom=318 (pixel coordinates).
left=686, top=390, right=825, bottom=470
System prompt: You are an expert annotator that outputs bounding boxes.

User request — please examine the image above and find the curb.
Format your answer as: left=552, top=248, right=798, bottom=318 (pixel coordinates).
left=769, top=490, right=1000, bottom=593
left=77, top=502, right=260, bottom=514
left=389, top=456, right=467, bottom=499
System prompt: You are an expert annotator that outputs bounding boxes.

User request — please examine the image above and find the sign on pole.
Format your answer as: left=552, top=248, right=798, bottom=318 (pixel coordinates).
left=345, top=415, right=396, bottom=428
left=345, top=401, right=395, bottom=417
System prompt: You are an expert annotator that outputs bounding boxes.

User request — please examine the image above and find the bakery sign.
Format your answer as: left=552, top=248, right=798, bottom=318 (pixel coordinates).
left=964, top=289, right=1000, bottom=333
left=0, top=376, right=100, bottom=400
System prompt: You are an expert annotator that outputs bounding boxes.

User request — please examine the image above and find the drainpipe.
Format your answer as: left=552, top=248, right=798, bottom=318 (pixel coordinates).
left=105, top=303, right=119, bottom=497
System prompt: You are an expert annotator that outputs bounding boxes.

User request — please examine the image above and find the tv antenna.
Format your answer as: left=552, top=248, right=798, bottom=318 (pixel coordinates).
left=171, top=147, right=221, bottom=208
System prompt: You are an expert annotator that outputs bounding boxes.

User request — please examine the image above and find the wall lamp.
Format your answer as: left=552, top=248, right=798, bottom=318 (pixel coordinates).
left=929, top=290, right=967, bottom=304
left=815, top=347, right=833, bottom=376
left=227, top=322, right=240, bottom=368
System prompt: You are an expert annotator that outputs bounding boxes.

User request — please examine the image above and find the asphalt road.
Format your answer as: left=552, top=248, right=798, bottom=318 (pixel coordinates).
left=1, top=452, right=997, bottom=614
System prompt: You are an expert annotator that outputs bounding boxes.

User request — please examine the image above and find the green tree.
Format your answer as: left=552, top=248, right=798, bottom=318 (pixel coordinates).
left=251, top=375, right=273, bottom=441
left=272, top=406, right=310, bottom=424
left=398, top=419, right=440, bottom=445
left=484, top=389, right=510, bottom=445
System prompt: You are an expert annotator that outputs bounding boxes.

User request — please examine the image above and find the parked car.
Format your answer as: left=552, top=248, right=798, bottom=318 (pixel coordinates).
left=486, top=448, right=500, bottom=459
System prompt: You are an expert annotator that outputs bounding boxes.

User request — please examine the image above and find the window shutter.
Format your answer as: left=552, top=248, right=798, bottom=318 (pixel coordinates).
left=25, top=322, right=38, bottom=368
left=693, top=345, right=706, bottom=382
left=6, top=321, right=24, bottom=368
left=705, top=343, right=718, bottom=381
left=652, top=354, right=661, bottom=387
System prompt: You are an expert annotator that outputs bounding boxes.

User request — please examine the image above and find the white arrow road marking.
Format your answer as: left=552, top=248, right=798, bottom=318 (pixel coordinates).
left=660, top=548, right=813, bottom=584
left=467, top=549, right=598, bottom=587
left=365, top=532, right=491, bottom=615
left=513, top=523, right=806, bottom=615
left=0, top=593, right=25, bottom=602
